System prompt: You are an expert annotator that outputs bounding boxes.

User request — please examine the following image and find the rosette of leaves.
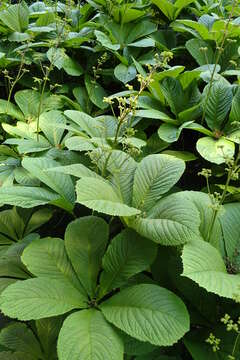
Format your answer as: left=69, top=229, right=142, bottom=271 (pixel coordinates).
left=0, top=216, right=190, bottom=359
left=70, top=151, right=202, bottom=245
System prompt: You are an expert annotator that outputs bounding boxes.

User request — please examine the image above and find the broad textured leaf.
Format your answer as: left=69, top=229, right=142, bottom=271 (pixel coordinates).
left=114, top=64, right=136, bottom=84
left=0, top=278, right=87, bottom=320
left=0, top=186, right=60, bottom=208
left=182, top=238, right=240, bottom=299
left=76, top=177, right=141, bottom=216
left=186, top=39, right=214, bottom=66
left=204, top=81, right=233, bottom=130
left=229, top=86, right=240, bottom=122
left=58, top=309, right=124, bottom=360
left=151, top=0, right=175, bottom=20
left=22, top=157, right=75, bottom=210
left=0, top=323, right=42, bottom=358
left=39, top=111, right=65, bottom=146
left=135, top=109, right=176, bottom=124
left=196, top=136, right=235, bottom=164
left=95, top=30, right=120, bottom=50
left=97, top=150, right=137, bottom=205
left=101, top=284, right=190, bottom=346
left=36, top=317, right=63, bottom=360
left=129, top=192, right=200, bottom=245
left=85, top=75, right=108, bottom=110
left=0, top=99, right=24, bottom=121
left=219, top=203, right=240, bottom=262
left=22, top=237, right=85, bottom=293
left=180, top=191, right=222, bottom=249
left=65, top=216, right=109, bottom=297
left=0, top=3, right=29, bottom=32
left=47, top=164, right=100, bottom=179
left=99, top=229, right=157, bottom=297
left=132, top=154, right=185, bottom=212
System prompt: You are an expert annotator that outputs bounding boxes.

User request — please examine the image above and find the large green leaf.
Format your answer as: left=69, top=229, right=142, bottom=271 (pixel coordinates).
left=101, top=284, right=190, bottom=346
left=0, top=278, right=87, bottom=320
left=204, top=81, right=233, bottom=131
left=185, top=39, right=214, bottom=66
left=229, top=86, right=240, bottom=123
left=76, top=177, right=141, bottom=216
left=39, top=111, right=65, bottom=146
left=65, top=216, right=109, bottom=297
left=129, top=192, right=200, bottom=245
left=182, top=238, right=240, bottom=299
left=0, top=99, right=24, bottom=121
left=85, top=75, right=108, bottom=110
left=219, top=203, right=240, bottom=264
left=0, top=2, right=29, bottom=32
left=0, top=186, right=60, bottom=208
left=99, top=229, right=157, bottom=297
left=22, top=237, right=85, bottom=293
left=132, top=154, right=185, bottom=212
left=57, top=309, right=124, bottom=360
left=196, top=136, right=235, bottom=164
left=98, top=150, right=137, bottom=205
left=22, top=157, right=75, bottom=211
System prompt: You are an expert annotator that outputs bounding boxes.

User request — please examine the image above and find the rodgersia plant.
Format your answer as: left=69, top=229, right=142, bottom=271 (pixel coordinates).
left=0, top=0, right=239, bottom=359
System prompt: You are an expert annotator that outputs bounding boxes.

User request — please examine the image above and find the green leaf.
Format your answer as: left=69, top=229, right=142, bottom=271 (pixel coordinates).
left=114, top=64, right=136, bottom=84
left=85, top=75, right=108, bottom=110
left=95, top=30, right=120, bottom=50
left=63, top=57, right=83, bottom=76
left=162, top=150, right=197, bottom=161
left=57, top=309, right=124, bottom=360
left=22, top=157, right=75, bottom=211
left=135, top=109, right=176, bottom=124
left=229, top=86, right=240, bottom=123
left=0, top=99, right=24, bottom=121
left=0, top=278, right=87, bottom=320
left=76, top=177, right=141, bottom=216
left=47, top=47, right=67, bottom=69
left=39, top=111, right=65, bottom=146
left=132, top=154, right=185, bottom=212
left=36, top=317, right=63, bottom=360
left=151, top=0, right=175, bottom=20
left=0, top=2, right=29, bottom=32
left=0, top=186, right=60, bottom=208
left=97, top=150, right=137, bottom=206
left=65, top=216, right=109, bottom=297
left=204, top=81, right=233, bottom=130
left=219, top=203, right=240, bottom=261
left=22, top=237, right=85, bottom=293
left=185, top=39, right=214, bottom=66
left=182, top=238, right=240, bottom=299
left=129, top=192, right=200, bottom=245
left=0, top=323, right=42, bottom=358
left=196, top=136, right=235, bottom=164
left=99, top=229, right=157, bottom=297
left=101, top=284, right=190, bottom=346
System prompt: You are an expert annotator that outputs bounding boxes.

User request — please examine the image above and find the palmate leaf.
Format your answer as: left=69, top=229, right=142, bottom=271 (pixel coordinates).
left=57, top=309, right=124, bottom=360
left=65, top=217, right=109, bottom=297
left=99, top=229, right=157, bottom=297
left=129, top=192, right=200, bottom=245
left=132, top=154, right=185, bottom=212
left=101, top=284, right=190, bottom=346
left=0, top=278, right=87, bottom=320
left=76, top=177, right=141, bottom=216
left=182, top=238, right=240, bottom=299
left=0, top=323, right=43, bottom=358
left=21, top=237, right=85, bottom=293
